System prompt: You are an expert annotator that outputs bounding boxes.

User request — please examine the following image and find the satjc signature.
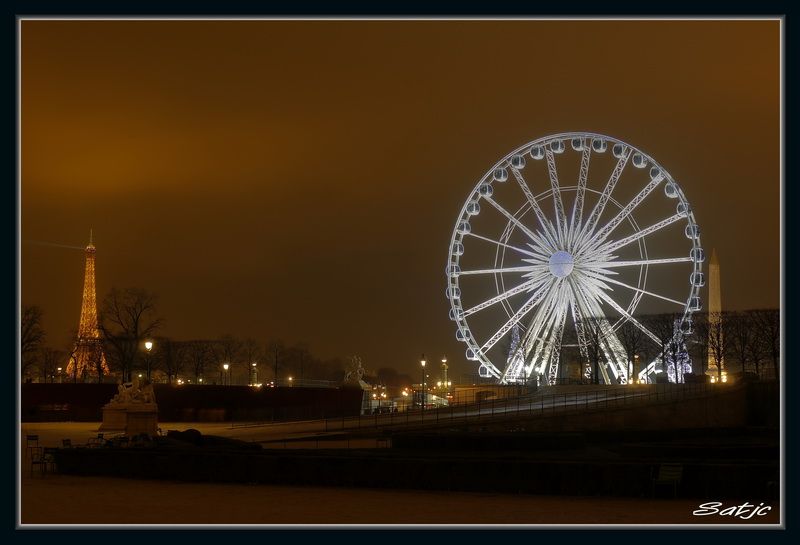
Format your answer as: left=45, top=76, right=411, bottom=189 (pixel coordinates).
left=692, top=502, right=772, bottom=520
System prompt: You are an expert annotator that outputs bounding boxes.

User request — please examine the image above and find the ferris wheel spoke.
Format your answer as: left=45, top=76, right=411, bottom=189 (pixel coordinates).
left=483, top=197, right=555, bottom=253
left=464, top=232, right=542, bottom=260
left=600, top=213, right=684, bottom=255
left=462, top=275, right=548, bottom=317
left=521, top=283, right=562, bottom=354
left=459, top=265, right=544, bottom=276
left=500, top=315, right=542, bottom=382
left=479, top=280, right=553, bottom=354
left=567, top=289, right=590, bottom=370
left=545, top=148, right=568, bottom=245
left=545, top=299, right=570, bottom=384
left=592, top=288, right=662, bottom=345
left=587, top=257, right=692, bottom=269
left=579, top=268, right=686, bottom=307
left=516, top=281, right=566, bottom=375
left=568, top=143, right=592, bottom=250
left=581, top=173, right=665, bottom=253
left=573, top=290, right=629, bottom=383
left=527, top=283, right=568, bottom=379
left=574, top=149, right=632, bottom=249
left=509, top=168, right=560, bottom=250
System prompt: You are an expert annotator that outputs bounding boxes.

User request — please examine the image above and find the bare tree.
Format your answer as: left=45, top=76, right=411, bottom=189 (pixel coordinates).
left=38, top=346, right=61, bottom=383
left=186, top=340, right=212, bottom=383
left=213, top=334, right=242, bottom=384
left=690, top=313, right=711, bottom=377
left=99, top=288, right=162, bottom=382
left=619, top=319, right=647, bottom=382
left=728, top=311, right=753, bottom=375
left=240, top=338, right=262, bottom=384
left=156, top=337, right=187, bottom=384
left=291, top=342, right=311, bottom=381
left=752, top=309, right=779, bottom=380
left=267, top=339, right=285, bottom=384
left=747, top=321, right=767, bottom=378
left=645, top=313, right=681, bottom=382
left=21, top=305, right=46, bottom=381
left=581, top=316, right=606, bottom=385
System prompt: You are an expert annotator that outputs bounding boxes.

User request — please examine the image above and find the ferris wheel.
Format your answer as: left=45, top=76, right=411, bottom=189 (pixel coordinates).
left=446, top=132, right=704, bottom=385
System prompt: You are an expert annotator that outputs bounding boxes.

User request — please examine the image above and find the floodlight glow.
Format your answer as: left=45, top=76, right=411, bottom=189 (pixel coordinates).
left=446, top=132, right=702, bottom=386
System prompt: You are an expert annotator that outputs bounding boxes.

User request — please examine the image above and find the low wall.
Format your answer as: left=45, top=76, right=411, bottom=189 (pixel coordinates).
left=22, top=384, right=363, bottom=422
left=52, top=444, right=778, bottom=500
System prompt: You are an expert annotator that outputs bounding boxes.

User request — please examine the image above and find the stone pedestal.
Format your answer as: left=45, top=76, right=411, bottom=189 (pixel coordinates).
left=100, top=403, right=158, bottom=437
left=100, top=404, right=128, bottom=432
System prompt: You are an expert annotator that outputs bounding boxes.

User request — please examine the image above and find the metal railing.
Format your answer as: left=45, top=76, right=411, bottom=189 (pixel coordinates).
left=322, top=382, right=725, bottom=434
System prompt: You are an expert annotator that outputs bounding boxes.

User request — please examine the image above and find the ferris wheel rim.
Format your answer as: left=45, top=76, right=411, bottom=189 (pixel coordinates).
left=446, top=132, right=703, bottom=384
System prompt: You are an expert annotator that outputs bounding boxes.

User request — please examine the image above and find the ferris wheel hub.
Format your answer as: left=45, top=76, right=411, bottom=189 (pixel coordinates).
left=548, top=251, right=574, bottom=278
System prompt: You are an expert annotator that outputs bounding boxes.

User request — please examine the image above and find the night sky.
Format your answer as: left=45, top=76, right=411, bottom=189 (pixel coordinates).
left=21, top=19, right=780, bottom=377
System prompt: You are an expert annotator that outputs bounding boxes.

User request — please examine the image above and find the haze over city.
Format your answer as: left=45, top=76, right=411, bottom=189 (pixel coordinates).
left=21, top=19, right=779, bottom=377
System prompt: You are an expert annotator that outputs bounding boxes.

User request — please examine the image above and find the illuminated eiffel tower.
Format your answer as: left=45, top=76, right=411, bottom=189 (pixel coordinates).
left=66, top=231, right=109, bottom=380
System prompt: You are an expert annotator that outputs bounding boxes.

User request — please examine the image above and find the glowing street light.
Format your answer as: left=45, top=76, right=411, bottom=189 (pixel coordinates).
left=420, top=355, right=426, bottom=410
left=223, top=363, right=230, bottom=386
left=143, top=340, right=154, bottom=382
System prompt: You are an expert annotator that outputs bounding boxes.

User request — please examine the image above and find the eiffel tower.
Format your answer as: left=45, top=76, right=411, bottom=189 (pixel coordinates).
left=66, top=231, right=109, bottom=380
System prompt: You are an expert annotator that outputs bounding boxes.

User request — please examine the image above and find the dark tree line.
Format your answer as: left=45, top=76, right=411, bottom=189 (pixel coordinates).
left=23, top=291, right=780, bottom=386
left=566, top=308, right=779, bottom=384
left=691, top=309, right=780, bottom=380
left=23, top=287, right=347, bottom=385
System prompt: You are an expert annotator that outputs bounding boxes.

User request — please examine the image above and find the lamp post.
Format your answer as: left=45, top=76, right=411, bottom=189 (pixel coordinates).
left=420, top=355, right=426, bottom=411
left=251, top=362, right=257, bottom=385
left=634, top=354, right=640, bottom=384
left=144, top=340, right=153, bottom=381
left=441, top=356, right=448, bottom=397
left=56, top=367, right=62, bottom=384
left=223, top=363, right=230, bottom=386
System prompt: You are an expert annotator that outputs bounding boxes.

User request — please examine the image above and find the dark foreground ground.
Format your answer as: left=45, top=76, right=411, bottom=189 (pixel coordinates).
left=21, top=473, right=780, bottom=525
left=20, top=422, right=780, bottom=526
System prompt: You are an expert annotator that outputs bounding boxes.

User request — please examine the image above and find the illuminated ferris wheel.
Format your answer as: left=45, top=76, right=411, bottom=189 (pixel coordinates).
left=445, top=132, right=704, bottom=385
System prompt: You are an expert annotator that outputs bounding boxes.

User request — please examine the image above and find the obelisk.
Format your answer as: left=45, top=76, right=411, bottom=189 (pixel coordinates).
left=706, top=249, right=724, bottom=377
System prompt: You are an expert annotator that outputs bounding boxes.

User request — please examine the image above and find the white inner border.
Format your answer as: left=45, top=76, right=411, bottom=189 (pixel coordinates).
left=15, top=15, right=784, bottom=531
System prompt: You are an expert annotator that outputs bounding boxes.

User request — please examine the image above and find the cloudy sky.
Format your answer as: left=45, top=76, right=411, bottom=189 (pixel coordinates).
left=21, top=19, right=780, bottom=377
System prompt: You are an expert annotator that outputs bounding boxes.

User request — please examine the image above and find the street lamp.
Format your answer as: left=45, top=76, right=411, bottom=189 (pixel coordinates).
left=420, top=355, right=426, bottom=410
left=144, top=340, right=154, bottom=381
left=223, top=363, right=230, bottom=386
left=251, top=362, right=257, bottom=385
left=288, top=376, right=293, bottom=387
left=56, top=367, right=62, bottom=384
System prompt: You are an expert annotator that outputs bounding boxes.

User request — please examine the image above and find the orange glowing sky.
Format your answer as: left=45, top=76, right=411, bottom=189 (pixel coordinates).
left=21, top=19, right=780, bottom=376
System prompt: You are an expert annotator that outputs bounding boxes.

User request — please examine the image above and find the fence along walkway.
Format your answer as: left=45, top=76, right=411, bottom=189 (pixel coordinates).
left=321, top=382, right=723, bottom=433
